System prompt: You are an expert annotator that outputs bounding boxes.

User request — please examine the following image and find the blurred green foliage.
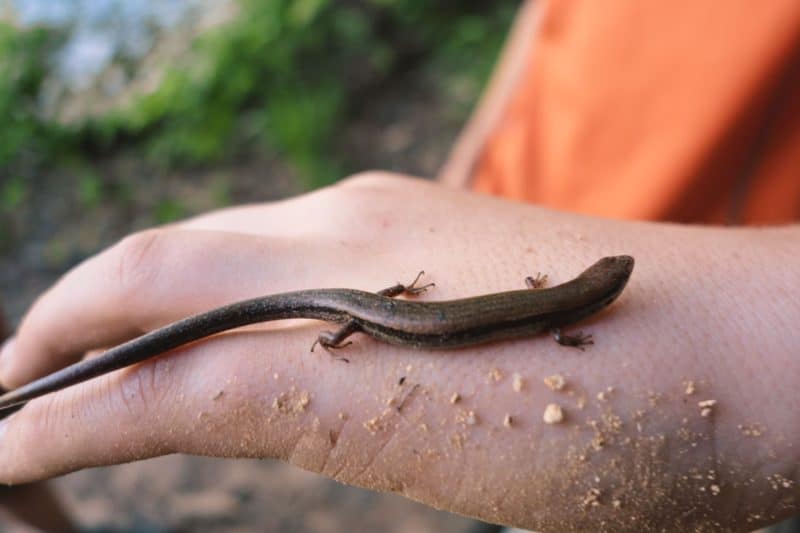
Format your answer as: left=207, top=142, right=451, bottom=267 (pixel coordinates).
left=3, top=1, right=519, bottom=189
left=154, top=198, right=187, bottom=224
left=0, top=23, right=65, bottom=173
left=77, top=170, right=104, bottom=208
left=0, top=175, right=26, bottom=213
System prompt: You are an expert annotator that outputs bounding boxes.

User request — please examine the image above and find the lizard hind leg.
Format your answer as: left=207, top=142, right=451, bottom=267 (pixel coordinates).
left=309, top=271, right=434, bottom=354
left=310, top=322, right=358, bottom=352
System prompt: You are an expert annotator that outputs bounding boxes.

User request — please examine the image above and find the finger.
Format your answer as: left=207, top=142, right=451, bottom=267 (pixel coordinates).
left=0, top=329, right=346, bottom=485
left=0, top=229, right=287, bottom=388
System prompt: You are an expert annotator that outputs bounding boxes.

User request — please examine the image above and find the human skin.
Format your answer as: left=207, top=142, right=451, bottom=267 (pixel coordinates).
left=0, top=174, right=797, bottom=531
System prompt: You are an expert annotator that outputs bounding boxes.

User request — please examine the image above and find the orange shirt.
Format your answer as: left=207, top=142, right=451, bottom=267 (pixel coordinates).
left=474, top=1, right=800, bottom=224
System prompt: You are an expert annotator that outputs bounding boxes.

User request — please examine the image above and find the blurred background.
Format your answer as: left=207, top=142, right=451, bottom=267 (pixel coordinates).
left=0, top=0, right=519, bottom=530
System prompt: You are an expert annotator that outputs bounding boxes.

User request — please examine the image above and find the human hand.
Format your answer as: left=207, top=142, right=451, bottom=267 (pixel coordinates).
left=0, top=174, right=797, bottom=531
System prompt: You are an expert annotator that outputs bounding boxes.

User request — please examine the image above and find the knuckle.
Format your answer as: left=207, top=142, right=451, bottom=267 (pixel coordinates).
left=111, top=358, right=174, bottom=421
left=312, top=173, right=424, bottom=239
left=110, top=229, right=167, bottom=297
left=338, top=171, right=413, bottom=191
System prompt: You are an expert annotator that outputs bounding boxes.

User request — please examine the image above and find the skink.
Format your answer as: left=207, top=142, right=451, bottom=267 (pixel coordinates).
left=0, top=255, right=633, bottom=410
